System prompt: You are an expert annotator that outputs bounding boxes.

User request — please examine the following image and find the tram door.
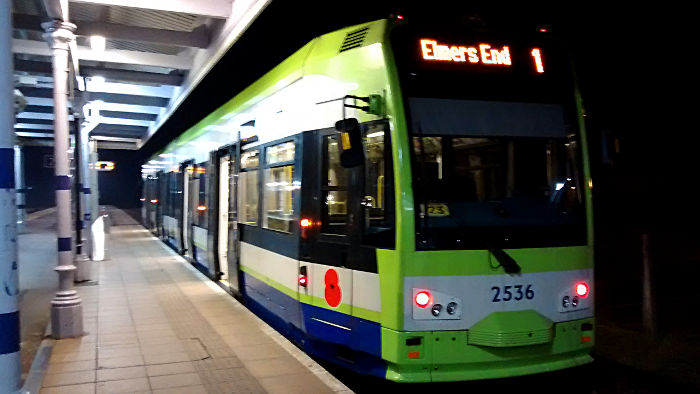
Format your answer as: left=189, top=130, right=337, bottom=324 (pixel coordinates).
left=215, top=143, right=242, bottom=294
left=187, top=165, right=200, bottom=259
left=180, top=161, right=192, bottom=255
left=217, top=153, right=230, bottom=282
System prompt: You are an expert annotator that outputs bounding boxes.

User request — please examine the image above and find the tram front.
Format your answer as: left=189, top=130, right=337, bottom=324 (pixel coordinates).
left=383, top=23, right=594, bottom=382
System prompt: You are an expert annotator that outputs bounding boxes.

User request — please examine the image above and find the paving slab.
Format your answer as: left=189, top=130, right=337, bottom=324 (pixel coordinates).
left=33, top=207, right=351, bottom=394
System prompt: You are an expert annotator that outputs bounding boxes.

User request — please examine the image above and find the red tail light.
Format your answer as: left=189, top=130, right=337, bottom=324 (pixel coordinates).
left=414, top=291, right=432, bottom=308
left=299, top=275, right=308, bottom=287
left=575, top=282, right=589, bottom=298
left=300, top=218, right=316, bottom=239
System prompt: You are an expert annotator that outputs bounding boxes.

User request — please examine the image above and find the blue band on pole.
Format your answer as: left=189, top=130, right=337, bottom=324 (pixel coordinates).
left=58, top=237, right=72, bottom=252
left=84, top=213, right=91, bottom=221
left=16, top=204, right=25, bottom=209
left=55, top=175, right=71, bottom=190
left=0, top=311, right=20, bottom=354
left=0, top=148, right=14, bottom=189
left=15, top=188, right=26, bottom=193
left=83, top=188, right=91, bottom=194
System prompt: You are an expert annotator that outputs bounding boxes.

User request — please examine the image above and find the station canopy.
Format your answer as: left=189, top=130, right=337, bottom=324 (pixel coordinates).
left=12, top=0, right=270, bottom=149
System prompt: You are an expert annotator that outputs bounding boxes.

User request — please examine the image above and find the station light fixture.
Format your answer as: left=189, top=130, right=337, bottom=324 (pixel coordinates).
left=90, top=35, right=106, bottom=52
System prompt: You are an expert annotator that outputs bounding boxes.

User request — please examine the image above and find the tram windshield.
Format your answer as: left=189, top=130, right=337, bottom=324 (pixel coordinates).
left=391, top=24, right=587, bottom=249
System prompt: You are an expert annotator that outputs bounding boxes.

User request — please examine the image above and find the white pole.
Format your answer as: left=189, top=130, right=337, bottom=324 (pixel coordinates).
left=81, top=122, right=95, bottom=257
left=0, top=1, right=21, bottom=392
left=42, top=20, right=84, bottom=338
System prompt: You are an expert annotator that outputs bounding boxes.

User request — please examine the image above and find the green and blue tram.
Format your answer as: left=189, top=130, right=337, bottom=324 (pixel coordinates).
left=141, top=17, right=594, bottom=382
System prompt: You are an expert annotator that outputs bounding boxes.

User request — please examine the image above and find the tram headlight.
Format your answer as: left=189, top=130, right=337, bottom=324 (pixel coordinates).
left=415, top=291, right=432, bottom=308
left=446, top=302, right=458, bottom=315
left=431, top=304, right=442, bottom=316
left=575, top=282, right=589, bottom=298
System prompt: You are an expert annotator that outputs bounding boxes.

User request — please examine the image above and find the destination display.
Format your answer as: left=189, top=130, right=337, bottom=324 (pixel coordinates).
left=419, top=38, right=545, bottom=73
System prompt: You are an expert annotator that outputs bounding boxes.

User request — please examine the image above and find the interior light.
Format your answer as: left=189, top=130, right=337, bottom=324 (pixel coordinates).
left=575, top=282, right=589, bottom=298
left=300, top=218, right=312, bottom=228
left=150, top=199, right=158, bottom=204
left=90, top=35, right=106, bottom=52
left=415, top=291, right=432, bottom=308
left=197, top=205, right=207, bottom=211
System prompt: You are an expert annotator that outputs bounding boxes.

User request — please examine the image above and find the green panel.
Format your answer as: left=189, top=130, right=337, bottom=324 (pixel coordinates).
left=403, top=246, right=592, bottom=277
left=467, top=310, right=553, bottom=347
left=376, top=249, right=404, bottom=331
left=381, top=317, right=594, bottom=382
left=158, top=40, right=316, bottom=155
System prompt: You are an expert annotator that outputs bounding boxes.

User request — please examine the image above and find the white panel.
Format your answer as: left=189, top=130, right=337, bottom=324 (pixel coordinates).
left=217, top=158, right=229, bottom=276
left=309, top=263, right=352, bottom=311
left=192, top=225, right=207, bottom=249
left=351, top=270, right=381, bottom=312
left=240, top=242, right=298, bottom=292
left=85, top=79, right=175, bottom=98
left=163, top=215, right=176, bottom=234
left=12, top=39, right=192, bottom=69
left=403, top=269, right=594, bottom=332
left=69, top=0, right=233, bottom=18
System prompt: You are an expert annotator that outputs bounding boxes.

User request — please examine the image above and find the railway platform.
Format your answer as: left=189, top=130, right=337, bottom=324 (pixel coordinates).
left=21, top=208, right=350, bottom=394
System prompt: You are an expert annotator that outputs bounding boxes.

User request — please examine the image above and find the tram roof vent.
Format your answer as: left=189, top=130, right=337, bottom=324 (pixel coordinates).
left=339, top=27, right=369, bottom=53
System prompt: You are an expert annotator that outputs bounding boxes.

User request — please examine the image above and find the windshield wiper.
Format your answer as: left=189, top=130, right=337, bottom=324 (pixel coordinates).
left=446, top=209, right=522, bottom=274
left=489, top=248, right=521, bottom=274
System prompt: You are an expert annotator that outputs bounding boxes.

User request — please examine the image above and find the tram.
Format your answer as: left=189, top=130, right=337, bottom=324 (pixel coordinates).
left=141, top=17, right=594, bottom=382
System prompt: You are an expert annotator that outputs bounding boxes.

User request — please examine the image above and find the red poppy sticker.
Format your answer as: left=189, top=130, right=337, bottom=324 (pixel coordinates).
left=324, top=269, right=342, bottom=307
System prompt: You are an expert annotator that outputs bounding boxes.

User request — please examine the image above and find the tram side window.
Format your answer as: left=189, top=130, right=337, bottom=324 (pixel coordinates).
left=322, top=135, right=348, bottom=234
left=263, top=141, right=297, bottom=233
left=196, top=163, right=208, bottom=228
left=238, top=150, right=259, bottom=226
left=363, top=124, right=393, bottom=246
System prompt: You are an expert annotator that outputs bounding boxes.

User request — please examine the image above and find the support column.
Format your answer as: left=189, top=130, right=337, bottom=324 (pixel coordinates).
left=42, top=20, right=83, bottom=338
left=14, top=145, right=26, bottom=234
left=0, top=1, right=21, bottom=392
